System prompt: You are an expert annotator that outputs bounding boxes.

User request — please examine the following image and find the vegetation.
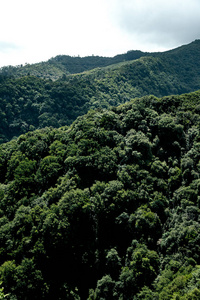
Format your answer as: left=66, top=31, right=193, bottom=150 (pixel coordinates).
left=1, top=90, right=200, bottom=299
left=0, top=50, right=148, bottom=80
left=1, top=40, right=200, bottom=144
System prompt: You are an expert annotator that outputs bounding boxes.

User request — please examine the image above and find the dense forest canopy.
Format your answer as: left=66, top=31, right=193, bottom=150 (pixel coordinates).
left=0, top=40, right=200, bottom=144
left=1, top=89, right=200, bottom=299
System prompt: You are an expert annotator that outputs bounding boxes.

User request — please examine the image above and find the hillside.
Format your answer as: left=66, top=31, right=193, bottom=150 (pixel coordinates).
left=1, top=90, right=200, bottom=299
left=1, top=40, right=199, bottom=81
left=0, top=50, right=148, bottom=80
left=0, top=40, right=200, bottom=144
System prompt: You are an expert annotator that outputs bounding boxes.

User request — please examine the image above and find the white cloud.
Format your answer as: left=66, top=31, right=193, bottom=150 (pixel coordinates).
left=0, top=0, right=122, bottom=66
left=107, top=0, right=200, bottom=50
left=0, top=0, right=199, bottom=67
left=0, top=42, right=19, bottom=53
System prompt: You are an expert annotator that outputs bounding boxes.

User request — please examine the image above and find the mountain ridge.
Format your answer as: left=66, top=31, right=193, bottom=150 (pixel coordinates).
left=1, top=41, right=200, bottom=299
left=1, top=39, right=200, bottom=80
left=0, top=39, right=200, bottom=143
left=0, top=49, right=149, bottom=80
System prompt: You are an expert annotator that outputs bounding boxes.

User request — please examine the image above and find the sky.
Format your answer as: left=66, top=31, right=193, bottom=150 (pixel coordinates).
left=0, top=0, right=200, bottom=67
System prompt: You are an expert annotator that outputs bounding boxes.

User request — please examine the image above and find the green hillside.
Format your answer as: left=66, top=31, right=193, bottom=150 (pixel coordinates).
left=1, top=40, right=199, bottom=81
left=0, top=40, right=200, bottom=144
left=1, top=90, right=200, bottom=299
left=0, top=50, right=148, bottom=80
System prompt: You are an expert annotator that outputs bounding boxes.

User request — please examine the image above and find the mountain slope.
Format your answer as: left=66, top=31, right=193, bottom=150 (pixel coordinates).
left=0, top=90, right=200, bottom=299
left=0, top=50, right=148, bottom=80
left=1, top=40, right=199, bottom=80
left=0, top=40, right=200, bottom=143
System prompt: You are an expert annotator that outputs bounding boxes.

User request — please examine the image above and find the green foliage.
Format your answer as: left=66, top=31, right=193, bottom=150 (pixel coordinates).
left=0, top=49, right=150, bottom=80
left=0, top=282, right=8, bottom=299
left=119, top=242, right=159, bottom=297
left=1, top=81, right=200, bottom=298
left=1, top=40, right=200, bottom=143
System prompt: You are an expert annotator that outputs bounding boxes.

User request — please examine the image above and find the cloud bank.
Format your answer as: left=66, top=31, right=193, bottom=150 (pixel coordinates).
left=108, top=0, right=200, bottom=50
left=0, top=0, right=199, bottom=67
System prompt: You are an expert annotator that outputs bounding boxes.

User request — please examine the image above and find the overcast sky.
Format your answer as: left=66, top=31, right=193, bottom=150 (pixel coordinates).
left=0, top=0, right=200, bottom=67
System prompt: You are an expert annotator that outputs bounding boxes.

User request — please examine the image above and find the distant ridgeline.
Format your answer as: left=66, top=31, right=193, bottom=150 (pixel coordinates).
left=1, top=90, right=200, bottom=299
left=0, top=40, right=200, bottom=143
left=1, top=39, right=200, bottom=79
left=0, top=49, right=148, bottom=79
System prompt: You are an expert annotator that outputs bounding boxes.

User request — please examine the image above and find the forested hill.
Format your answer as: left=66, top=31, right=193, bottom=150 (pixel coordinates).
left=1, top=40, right=200, bottom=143
left=0, top=50, right=148, bottom=80
left=0, top=40, right=200, bottom=80
left=1, top=90, right=200, bottom=299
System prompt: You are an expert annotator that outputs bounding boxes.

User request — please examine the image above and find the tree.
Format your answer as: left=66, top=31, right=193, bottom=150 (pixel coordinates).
left=88, top=275, right=115, bottom=300
left=37, top=155, right=62, bottom=187
left=118, top=242, right=159, bottom=298
left=0, top=282, right=9, bottom=299
left=129, top=205, right=162, bottom=245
